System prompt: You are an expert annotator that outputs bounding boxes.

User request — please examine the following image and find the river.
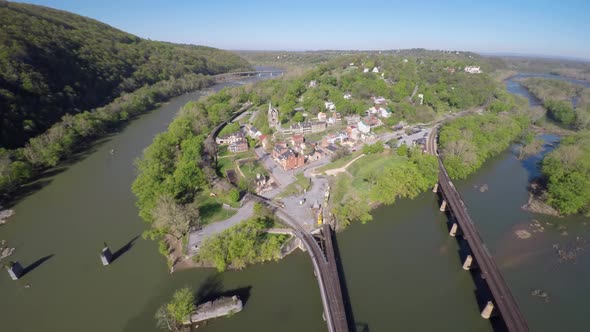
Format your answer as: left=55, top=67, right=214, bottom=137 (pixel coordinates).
left=1, top=71, right=588, bottom=332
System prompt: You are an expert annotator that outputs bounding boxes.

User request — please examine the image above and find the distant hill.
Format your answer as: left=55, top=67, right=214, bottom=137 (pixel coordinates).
left=0, top=1, right=251, bottom=148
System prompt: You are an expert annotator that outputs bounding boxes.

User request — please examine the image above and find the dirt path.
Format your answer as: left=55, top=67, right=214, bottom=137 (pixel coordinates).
left=323, top=154, right=366, bottom=176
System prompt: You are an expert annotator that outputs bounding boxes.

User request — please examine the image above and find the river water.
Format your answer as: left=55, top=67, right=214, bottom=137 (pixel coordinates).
left=1, top=71, right=588, bottom=332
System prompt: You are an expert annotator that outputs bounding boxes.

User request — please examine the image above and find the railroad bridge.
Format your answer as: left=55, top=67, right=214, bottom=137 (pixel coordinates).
left=428, top=130, right=529, bottom=332
left=247, top=194, right=349, bottom=332
left=213, top=70, right=284, bottom=82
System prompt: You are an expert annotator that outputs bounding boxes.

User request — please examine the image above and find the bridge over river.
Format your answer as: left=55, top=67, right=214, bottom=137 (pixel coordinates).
left=213, top=70, right=285, bottom=82
left=249, top=194, right=349, bottom=332
left=427, top=128, right=529, bottom=331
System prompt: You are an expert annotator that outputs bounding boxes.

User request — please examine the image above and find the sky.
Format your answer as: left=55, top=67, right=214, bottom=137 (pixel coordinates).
left=17, top=0, right=590, bottom=60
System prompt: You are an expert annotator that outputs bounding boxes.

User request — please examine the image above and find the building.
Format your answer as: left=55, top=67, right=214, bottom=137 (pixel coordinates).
left=259, top=134, right=270, bottom=149
left=324, top=101, right=336, bottom=111
left=317, top=112, right=327, bottom=122
left=343, top=93, right=352, bottom=100
left=366, top=106, right=391, bottom=118
left=276, top=149, right=305, bottom=170
left=268, top=102, right=279, bottom=129
left=346, top=125, right=361, bottom=141
left=228, top=139, right=248, bottom=153
left=358, top=116, right=382, bottom=134
left=363, top=68, right=370, bottom=73
left=272, top=141, right=288, bottom=159
left=345, top=114, right=361, bottom=125
left=309, top=80, right=318, bottom=87
left=311, top=121, right=327, bottom=133
left=247, top=125, right=262, bottom=139
left=372, top=96, right=387, bottom=105
left=216, top=132, right=244, bottom=145
left=291, top=134, right=304, bottom=146
left=464, top=66, right=482, bottom=74
left=372, top=67, right=380, bottom=73
left=358, top=120, right=371, bottom=134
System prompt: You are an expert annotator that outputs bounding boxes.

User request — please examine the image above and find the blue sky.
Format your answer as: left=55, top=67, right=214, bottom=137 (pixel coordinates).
left=18, top=0, right=590, bottom=59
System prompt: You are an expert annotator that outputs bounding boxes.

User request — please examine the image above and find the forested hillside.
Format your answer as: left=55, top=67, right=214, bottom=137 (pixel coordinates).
left=0, top=0, right=250, bottom=148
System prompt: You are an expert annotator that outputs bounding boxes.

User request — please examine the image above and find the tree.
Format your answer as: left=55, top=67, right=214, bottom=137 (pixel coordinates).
left=292, top=111, right=304, bottom=123
left=228, top=188, right=240, bottom=202
left=153, top=195, right=201, bottom=239
left=156, top=287, right=195, bottom=331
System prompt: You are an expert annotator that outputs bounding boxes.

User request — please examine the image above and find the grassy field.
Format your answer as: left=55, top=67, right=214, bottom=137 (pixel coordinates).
left=331, top=150, right=404, bottom=203
left=316, top=149, right=364, bottom=173
left=216, top=150, right=256, bottom=177
left=197, top=194, right=238, bottom=226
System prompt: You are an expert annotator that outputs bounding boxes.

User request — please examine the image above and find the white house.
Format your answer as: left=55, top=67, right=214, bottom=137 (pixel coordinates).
left=464, top=66, right=482, bottom=74
left=309, top=80, right=318, bottom=87
left=317, top=112, right=327, bottom=122
left=358, top=120, right=371, bottom=134
left=372, top=67, right=379, bottom=73
left=324, top=101, right=336, bottom=111
left=379, top=108, right=392, bottom=118
left=343, top=93, right=352, bottom=100
left=372, top=96, right=387, bottom=105
left=363, top=68, right=370, bottom=73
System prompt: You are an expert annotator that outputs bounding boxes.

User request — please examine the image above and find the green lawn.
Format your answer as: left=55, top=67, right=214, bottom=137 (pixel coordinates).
left=331, top=150, right=405, bottom=202
left=197, top=194, right=238, bottom=226
left=316, top=149, right=364, bottom=173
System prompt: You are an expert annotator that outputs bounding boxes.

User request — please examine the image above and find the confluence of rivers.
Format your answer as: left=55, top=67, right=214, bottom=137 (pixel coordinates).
left=1, top=71, right=589, bottom=332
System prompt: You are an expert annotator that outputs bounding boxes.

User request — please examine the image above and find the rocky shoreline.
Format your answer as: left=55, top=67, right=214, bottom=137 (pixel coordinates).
left=521, top=181, right=561, bottom=217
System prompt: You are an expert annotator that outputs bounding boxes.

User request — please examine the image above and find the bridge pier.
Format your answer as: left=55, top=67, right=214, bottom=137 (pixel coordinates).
left=432, top=183, right=439, bottom=193
left=462, top=254, right=474, bottom=270
left=481, top=301, right=495, bottom=319
left=449, top=222, right=459, bottom=237
left=439, top=200, right=447, bottom=212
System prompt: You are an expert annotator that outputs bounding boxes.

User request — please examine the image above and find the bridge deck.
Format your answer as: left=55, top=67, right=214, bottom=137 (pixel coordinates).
left=254, top=197, right=348, bottom=332
left=438, top=160, right=529, bottom=332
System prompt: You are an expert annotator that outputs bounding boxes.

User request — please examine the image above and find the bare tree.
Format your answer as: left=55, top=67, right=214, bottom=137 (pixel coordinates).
left=153, top=195, right=201, bottom=239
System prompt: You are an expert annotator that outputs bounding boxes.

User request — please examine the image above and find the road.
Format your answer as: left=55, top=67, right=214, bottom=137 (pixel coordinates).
left=187, top=201, right=254, bottom=254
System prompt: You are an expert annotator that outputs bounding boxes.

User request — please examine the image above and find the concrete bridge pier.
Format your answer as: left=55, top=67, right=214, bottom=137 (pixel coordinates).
left=439, top=200, right=447, bottom=212
left=432, top=183, right=439, bottom=193
left=481, top=301, right=495, bottom=319
left=100, top=246, right=113, bottom=266
left=462, top=254, right=474, bottom=270
left=449, top=222, right=459, bottom=236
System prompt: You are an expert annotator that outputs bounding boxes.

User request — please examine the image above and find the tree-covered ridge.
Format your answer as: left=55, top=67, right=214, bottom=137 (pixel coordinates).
left=0, top=0, right=250, bottom=148
left=542, top=130, right=590, bottom=216
left=439, top=113, right=529, bottom=179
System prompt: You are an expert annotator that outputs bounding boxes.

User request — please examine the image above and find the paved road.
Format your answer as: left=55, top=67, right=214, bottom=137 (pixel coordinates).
left=187, top=201, right=254, bottom=255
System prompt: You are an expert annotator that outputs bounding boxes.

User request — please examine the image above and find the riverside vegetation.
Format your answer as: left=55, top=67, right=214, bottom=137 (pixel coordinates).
left=0, top=1, right=250, bottom=199
left=517, top=77, right=590, bottom=216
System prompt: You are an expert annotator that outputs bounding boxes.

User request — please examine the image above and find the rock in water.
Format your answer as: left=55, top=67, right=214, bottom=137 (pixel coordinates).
left=0, top=209, right=15, bottom=224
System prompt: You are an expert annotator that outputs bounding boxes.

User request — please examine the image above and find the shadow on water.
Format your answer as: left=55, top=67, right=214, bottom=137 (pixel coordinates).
left=111, top=235, right=141, bottom=262
left=21, top=254, right=54, bottom=277
left=331, top=230, right=366, bottom=332
left=1, top=134, right=114, bottom=209
left=194, top=274, right=252, bottom=306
